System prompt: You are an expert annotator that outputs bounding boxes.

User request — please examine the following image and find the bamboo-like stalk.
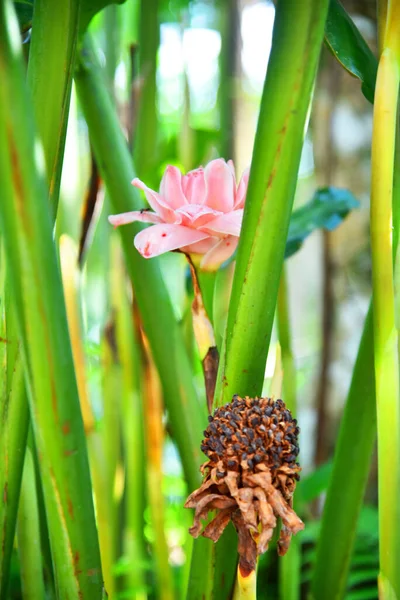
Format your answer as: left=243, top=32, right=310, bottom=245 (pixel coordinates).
left=16, top=448, right=46, bottom=600
left=27, top=0, right=79, bottom=213
left=0, top=4, right=102, bottom=597
left=370, top=5, right=400, bottom=594
left=210, top=1, right=329, bottom=595
left=277, top=270, right=300, bottom=600
left=214, top=0, right=329, bottom=407
left=75, top=39, right=206, bottom=491
left=133, top=0, right=159, bottom=180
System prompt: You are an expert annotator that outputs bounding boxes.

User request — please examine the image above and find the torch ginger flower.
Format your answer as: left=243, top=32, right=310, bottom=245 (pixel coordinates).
left=108, top=159, right=249, bottom=270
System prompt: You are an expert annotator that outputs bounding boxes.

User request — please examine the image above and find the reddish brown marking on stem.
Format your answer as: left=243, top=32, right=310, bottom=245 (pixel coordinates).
left=242, top=369, right=248, bottom=373
left=8, top=131, right=25, bottom=209
left=63, top=449, right=76, bottom=458
left=67, top=496, right=74, bottom=520
left=238, top=563, right=255, bottom=579
left=3, top=482, right=8, bottom=505
left=87, top=568, right=100, bottom=577
left=266, top=168, right=276, bottom=189
left=73, top=551, right=83, bottom=577
left=0, top=337, right=9, bottom=343
left=62, top=420, right=71, bottom=435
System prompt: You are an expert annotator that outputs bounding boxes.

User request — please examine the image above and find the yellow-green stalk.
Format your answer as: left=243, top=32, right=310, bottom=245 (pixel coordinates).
left=233, top=566, right=257, bottom=600
left=370, top=3, right=400, bottom=596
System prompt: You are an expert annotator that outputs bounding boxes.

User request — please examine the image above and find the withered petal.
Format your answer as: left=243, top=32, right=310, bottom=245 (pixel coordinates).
left=232, top=512, right=258, bottom=575
left=202, top=507, right=234, bottom=542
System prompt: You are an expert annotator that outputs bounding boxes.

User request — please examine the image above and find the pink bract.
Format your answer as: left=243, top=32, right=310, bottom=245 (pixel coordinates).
left=108, top=158, right=249, bottom=270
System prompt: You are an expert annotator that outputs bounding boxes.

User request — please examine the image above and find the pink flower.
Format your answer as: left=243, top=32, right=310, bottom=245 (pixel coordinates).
left=108, top=159, right=249, bottom=270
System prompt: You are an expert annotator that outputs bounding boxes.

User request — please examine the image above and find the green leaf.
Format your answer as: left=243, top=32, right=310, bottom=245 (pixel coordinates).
left=80, top=0, right=127, bottom=34
left=324, top=0, right=378, bottom=104
left=286, top=186, right=359, bottom=258
left=13, top=1, right=33, bottom=32
left=296, top=460, right=333, bottom=504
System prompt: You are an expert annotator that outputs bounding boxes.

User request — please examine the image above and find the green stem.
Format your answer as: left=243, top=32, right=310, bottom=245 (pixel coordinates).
left=75, top=37, right=206, bottom=492
left=133, top=0, right=159, bottom=180
left=214, top=0, right=329, bottom=407
left=311, top=306, right=376, bottom=599
left=211, top=3, right=329, bottom=597
left=27, top=0, right=79, bottom=214
left=0, top=4, right=102, bottom=597
left=370, top=28, right=400, bottom=595
left=16, top=448, right=46, bottom=600
left=218, top=0, right=238, bottom=160
left=277, top=270, right=300, bottom=600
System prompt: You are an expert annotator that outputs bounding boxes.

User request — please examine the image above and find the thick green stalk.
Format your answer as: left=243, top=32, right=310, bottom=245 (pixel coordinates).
left=218, top=0, right=238, bottom=160
left=211, top=2, right=329, bottom=597
left=214, top=0, right=329, bottom=407
left=277, top=270, right=300, bottom=600
left=27, top=0, right=79, bottom=213
left=0, top=3, right=102, bottom=597
left=75, top=38, right=206, bottom=491
left=311, top=307, right=376, bottom=599
left=133, top=0, right=159, bottom=180
left=16, top=448, right=46, bottom=600
left=370, top=8, right=400, bottom=593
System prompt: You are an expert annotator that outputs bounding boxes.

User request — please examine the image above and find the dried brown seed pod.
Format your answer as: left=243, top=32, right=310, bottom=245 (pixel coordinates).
left=185, top=395, right=304, bottom=573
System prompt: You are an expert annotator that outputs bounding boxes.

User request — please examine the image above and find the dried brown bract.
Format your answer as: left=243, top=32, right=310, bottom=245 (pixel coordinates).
left=185, top=395, right=304, bottom=572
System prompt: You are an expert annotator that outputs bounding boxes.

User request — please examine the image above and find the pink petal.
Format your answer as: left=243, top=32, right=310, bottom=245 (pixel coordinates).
left=204, top=159, right=236, bottom=212
left=180, top=237, right=218, bottom=255
left=134, top=224, right=210, bottom=258
left=176, top=204, right=223, bottom=228
left=200, top=235, right=239, bottom=270
left=182, top=168, right=207, bottom=205
left=132, top=178, right=178, bottom=224
left=199, top=209, right=243, bottom=237
left=227, top=160, right=235, bottom=177
left=159, top=166, right=188, bottom=209
left=108, top=211, right=162, bottom=227
left=234, top=167, right=250, bottom=209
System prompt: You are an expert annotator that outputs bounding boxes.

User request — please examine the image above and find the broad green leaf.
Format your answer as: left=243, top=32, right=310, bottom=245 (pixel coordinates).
left=296, top=460, right=333, bottom=504
left=80, top=0, right=126, bottom=34
left=13, top=1, right=33, bottom=32
left=311, top=308, right=376, bottom=600
left=286, top=186, right=359, bottom=258
left=224, top=186, right=359, bottom=268
left=325, top=0, right=378, bottom=104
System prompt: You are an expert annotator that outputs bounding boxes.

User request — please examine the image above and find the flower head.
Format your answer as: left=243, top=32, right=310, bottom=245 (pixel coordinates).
left=185, top=395, right=304, bottom=572
left=108, top=159, right=249, bottom=270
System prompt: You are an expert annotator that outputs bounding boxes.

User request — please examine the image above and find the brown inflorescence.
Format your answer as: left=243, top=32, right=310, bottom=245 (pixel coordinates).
left=185, top=395, right=304, bottom=573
